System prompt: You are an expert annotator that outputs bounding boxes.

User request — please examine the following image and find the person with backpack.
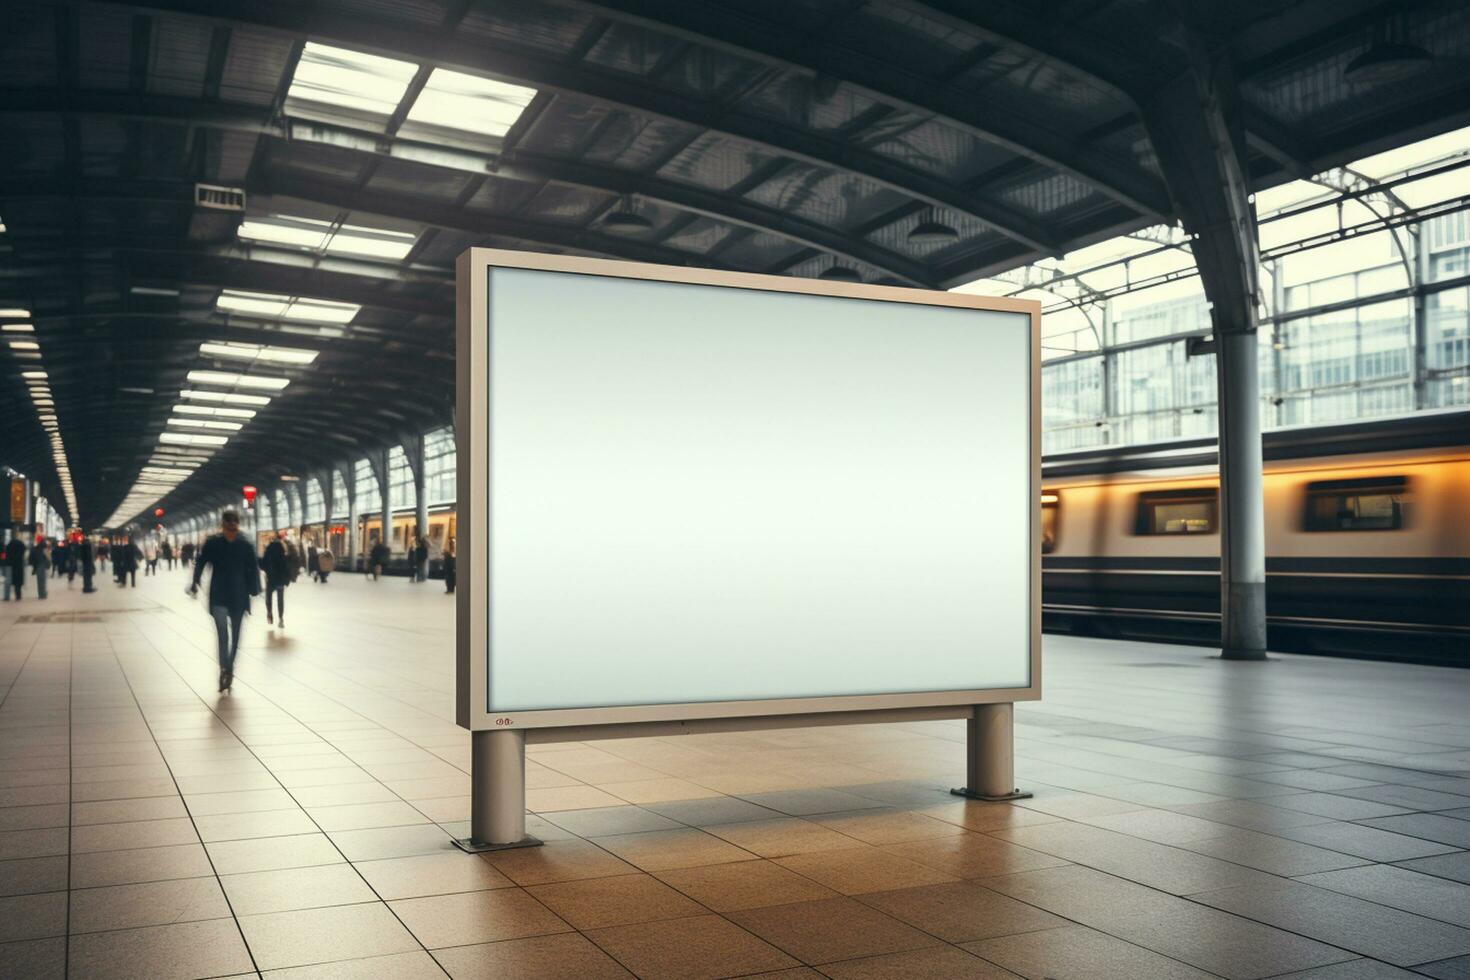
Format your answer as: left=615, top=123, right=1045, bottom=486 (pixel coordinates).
left=260, top=531, right=291, bottom=628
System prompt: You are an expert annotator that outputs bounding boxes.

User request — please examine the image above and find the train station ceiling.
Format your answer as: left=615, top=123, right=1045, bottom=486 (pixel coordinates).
left=3, top=0, right=1470, bottom=529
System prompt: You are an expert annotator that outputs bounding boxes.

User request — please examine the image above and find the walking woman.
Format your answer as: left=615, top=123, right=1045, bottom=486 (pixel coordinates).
left=188, top=510, right=261, bottom=693
left=260, top=531, right=290, bottom=628
left=443, top=537, right=456, bottom=594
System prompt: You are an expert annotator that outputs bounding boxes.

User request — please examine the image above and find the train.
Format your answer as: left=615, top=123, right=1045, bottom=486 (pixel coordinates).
left=1041, top=409, right=1470, bottom=665
left=253, top=503, right=457, bottom=576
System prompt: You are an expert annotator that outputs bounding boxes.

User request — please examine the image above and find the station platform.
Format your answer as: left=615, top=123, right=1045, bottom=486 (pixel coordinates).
left=1, top=571, right=1468, bottom=979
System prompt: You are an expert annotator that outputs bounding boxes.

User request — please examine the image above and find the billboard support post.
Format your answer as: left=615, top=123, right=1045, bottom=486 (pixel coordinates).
left=455, top=730, right=541, bottom=853
left=951, top=702, right=1031, bottom=802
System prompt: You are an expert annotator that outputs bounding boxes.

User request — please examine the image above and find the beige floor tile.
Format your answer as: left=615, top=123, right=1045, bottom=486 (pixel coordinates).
left=354, top=851, right=513, bottom=900
left=328, top=824, right=455, bottom=861
left=0, top=828, right=68, bottom=861
left=527, top=872, right=705, bottom=929
left=185, top=787, right=298, bottom=815
left=67, top=918, right=254, bottom=980
left=774, top=847, right=958, bottom=895
left=859, top=881, right=1065, bottom=942
left=653, top=860, right=840, bottom=912
left=882, top=833, right=1071, bottom=879
left=262, top=950, right=449, bottom=979
left=432, top=932, right=634, bottom=979
left=206, top=832, right=346, bottom=875
left=0, top=804, right=68, bottom=831
left=0, top=891, right=67, bottom=942
left=730, top=896, right=942, bottom=964
left=819, top=944, right=1022, bottom=979
left=812, top=808, right=970, bottom=845
left=194, top=807, right=318, bottom=842
left=411, top=796, right=470, bottom=823
left=587, top=913, right=798, bottom=979
left=69, top=876, right=231, bottom=933
left=592, top=828, right=757, bottom=872
left=599, top=778, right=725, bottom=804
left=308, top=800, right=431, bottom=831
left=486, top=838, right=640, bottom=886
left=705, top=818, right=869, bottom=857
left=238, top=901, right=420, bottom=971
left=0, top=856, right=67, bottom=897
left=222, top=863, right=378, bottom=915
left=527, top=785, right=629, bottom=812
left=70, top=796, right=189, bottom=826
left=0, top=936, right=65, bottom=980
left=68, top=778, right=180, bottom=804
left=544, top=805, right=685, bottom=838
left=964, top=923, right=1220, bottom=980
left=390, top=887, right=572, bottom=948
left=69, top=842, right=214, bottom=889
left=70, top=817, right=199, bottom=853
left=290, top=782, right=399, bottom=808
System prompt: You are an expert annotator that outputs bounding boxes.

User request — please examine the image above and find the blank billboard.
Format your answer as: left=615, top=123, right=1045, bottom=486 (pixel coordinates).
left=470, top=261, right=1035, bottom=719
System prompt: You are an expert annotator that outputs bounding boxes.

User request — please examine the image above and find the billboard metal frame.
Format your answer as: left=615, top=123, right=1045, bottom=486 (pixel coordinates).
left=454, top=248, right=1040, bottom=848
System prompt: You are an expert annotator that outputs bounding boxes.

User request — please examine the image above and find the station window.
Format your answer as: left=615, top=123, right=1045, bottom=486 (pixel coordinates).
left=1135, top=488, right=1217, bottom=535
left=1302, top=476, right=1408, bottom=531
left=1041, top=493, right=1059, bottom=553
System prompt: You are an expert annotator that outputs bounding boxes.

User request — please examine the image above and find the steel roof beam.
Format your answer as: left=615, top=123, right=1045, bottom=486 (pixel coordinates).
left=87, top=0, right=1056, bottom=256
left=566, top=0, right=1169, bottom=220
left=1, top=97, right=935, bottom=284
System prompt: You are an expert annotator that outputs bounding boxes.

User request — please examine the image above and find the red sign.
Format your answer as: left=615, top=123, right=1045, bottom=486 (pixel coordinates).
left=242, top=485, right=258, bottom=503
left=154, top=508, right=165, bottom=517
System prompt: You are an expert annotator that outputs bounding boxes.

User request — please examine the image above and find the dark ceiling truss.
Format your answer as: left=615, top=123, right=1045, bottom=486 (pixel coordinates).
left=557, top=0, right=1170, bottom=219
left=87, top=0, right=1064, bottom=259
left=3, top=95, right=940, bottom=285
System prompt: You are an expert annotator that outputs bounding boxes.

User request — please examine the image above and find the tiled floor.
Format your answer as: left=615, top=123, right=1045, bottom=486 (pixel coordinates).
left=1, top=572, right=1468, bottom=979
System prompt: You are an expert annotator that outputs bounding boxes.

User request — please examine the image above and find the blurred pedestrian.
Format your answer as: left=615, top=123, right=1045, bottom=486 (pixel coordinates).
left=80, top=536, right=96, bottom=593
left=260, top=531, right=290, bottom=628
left=162, top=540, right=174, bottom=570
left=443, top=537, right=456, bottom=595
left=29, top=538, right=51, bottom=600
left=413, top=534, right=429, bottom=583
left=189, top=510, right=260, bottom=693
left=316, top=548, right=335, bottom=584
left=369, top=539, right=389, bottom=580
left=2, top=530, right=25, bottom=600
left=143, top=537, right=159, bottom=576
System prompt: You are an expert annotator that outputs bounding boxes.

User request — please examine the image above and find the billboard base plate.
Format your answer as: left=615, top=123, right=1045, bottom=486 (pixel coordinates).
left=950, top=787, right=1033, bottom=802
left=453, top=835, right=542, bottom=854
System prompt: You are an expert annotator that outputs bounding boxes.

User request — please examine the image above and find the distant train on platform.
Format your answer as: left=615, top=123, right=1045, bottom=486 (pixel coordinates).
left=1041, top=410, right=1470, bottom=665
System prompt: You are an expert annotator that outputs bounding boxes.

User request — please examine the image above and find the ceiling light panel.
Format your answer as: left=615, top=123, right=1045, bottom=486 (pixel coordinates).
left=286, top=42, right=418, bottom=119
left=404, top=69, right=536, bottom=139
left=172, top=404, right=257, bottom=419
left=216, top=289, right=360, bottom=324
left=238, top=216, right=416, bottom=261
left=199, top=341, right=319, bottom=365
left=186, top=370, right=291, bottom=391
left=180, top=389, right=272, bottom=407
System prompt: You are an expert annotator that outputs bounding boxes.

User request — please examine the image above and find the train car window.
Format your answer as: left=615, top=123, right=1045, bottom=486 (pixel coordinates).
left=1135, top=488, right=1216, bottom=535
left=1303, top=476, right=1409, bottom=531
left=1041, top=493, right=1059, bottom=553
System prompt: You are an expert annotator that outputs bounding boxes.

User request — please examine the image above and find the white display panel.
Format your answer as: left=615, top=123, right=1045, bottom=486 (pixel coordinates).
left=480, top=264, right=1033, bottom=715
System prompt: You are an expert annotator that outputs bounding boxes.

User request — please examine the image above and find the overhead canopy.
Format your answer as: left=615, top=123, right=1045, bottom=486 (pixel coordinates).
left=3, top=0, right=1468, bottom=528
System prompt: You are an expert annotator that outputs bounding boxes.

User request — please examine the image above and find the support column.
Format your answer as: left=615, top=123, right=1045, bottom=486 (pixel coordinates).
left=375, top=448, right=392, bottom=556
left=340, top=462, right=360, bottom=570
left=404, top=433, right=428, bottom=580
left=454, top=730, right=541, bottom=852
left=1413, top=228, right=1429, bottom=410
left=951, top=703, right=1030, bottom=802
left=1145, top=27, right=1267, bottom=660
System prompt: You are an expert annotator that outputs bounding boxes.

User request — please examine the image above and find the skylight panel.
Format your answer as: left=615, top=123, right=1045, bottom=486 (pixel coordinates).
left=1, top=323, right=33, bottom=332
left=286, top=42, right=418, bottom=118
left=199, top=341, right=319, bottom=365
left=216, top=289, right=360, bottom=324
left=186, top=370, right=291, bottom=391
left=160, top=432, right=229, bottom=447
left=173, top=404, right=257, bottom=419
left=167, top=417, right=244, bottom=432
left=238, top=216, right=416, bottom=261
left=0, top=308, right=30, bottom=318
left=180, top=389, right=272, bottom=407
left=238, top=218, right=331, bottom=250
left=405, top=69, right=536, bottom=139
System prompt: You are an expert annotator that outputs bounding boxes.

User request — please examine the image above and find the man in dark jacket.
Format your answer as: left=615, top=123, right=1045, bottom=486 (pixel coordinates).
left=80, top=537, right=96, bottom=593
left=189, top=510, right=261, bottom=692
left=260, top=532, right=290, bottom=628
left=413, top=535, right=429, bottom=583
left=2, top=531, right=26, bottom=600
